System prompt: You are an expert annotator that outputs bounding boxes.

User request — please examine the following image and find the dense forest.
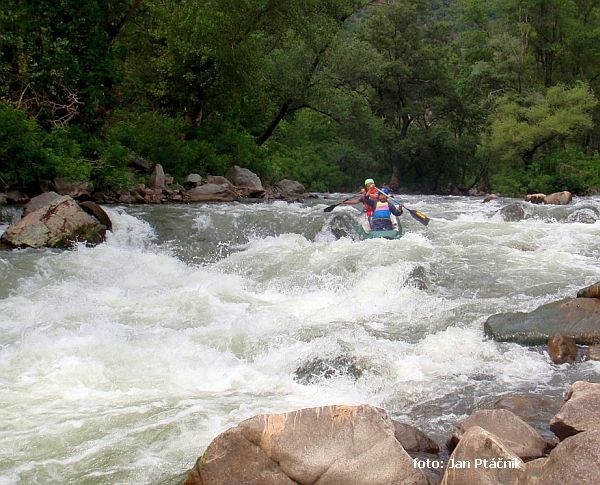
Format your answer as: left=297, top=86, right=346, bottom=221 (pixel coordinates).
left=1, top=0, right=599, bottom=196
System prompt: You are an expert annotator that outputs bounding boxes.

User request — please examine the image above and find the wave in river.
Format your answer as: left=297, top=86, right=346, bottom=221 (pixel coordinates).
left=0, top=195, right=599, bottom=484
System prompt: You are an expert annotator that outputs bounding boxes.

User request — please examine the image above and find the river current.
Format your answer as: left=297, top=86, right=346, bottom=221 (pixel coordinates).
left=1, top=195, right=599, bottom=484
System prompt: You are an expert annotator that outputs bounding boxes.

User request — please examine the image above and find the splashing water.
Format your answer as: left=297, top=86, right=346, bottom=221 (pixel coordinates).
left=0, top=195, right=599, bottom=484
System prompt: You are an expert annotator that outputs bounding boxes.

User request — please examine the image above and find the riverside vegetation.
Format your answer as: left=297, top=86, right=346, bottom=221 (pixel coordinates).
left=1, top=0, right=600, bottom=198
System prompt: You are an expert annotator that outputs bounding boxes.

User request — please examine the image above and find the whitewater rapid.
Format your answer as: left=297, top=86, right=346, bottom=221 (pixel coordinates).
left=0, top=195, right=599, bottom=484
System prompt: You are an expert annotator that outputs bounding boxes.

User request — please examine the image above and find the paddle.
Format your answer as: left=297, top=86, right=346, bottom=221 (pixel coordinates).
left=323, top=197, right=353, bottom=213
left=375, top=188, right=430, bottom=226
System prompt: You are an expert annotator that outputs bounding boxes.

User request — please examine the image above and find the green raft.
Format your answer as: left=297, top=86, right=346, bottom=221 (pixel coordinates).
left=355, top=216, right=403, bottom=240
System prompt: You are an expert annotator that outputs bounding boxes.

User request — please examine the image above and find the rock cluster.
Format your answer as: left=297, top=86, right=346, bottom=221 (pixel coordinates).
left=525, top=191, right=573, bottom=205
left=0, top=193, right=111, bottom=249
left=183, top=381, right=600, bottom=485
left=0, top=163, right=310, bottom=207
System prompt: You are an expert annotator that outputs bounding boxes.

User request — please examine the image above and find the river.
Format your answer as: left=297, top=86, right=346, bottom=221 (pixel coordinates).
left=1, top=195, right=599, bottom=484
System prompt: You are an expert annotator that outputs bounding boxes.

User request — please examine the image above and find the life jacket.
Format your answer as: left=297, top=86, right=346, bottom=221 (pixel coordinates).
left=372, top=200, right=393, bottom=219
left=362, top=188, right=378, bottom=216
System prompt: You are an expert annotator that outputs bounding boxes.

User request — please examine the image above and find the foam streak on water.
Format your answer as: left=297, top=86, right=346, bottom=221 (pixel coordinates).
left=0, top=197, right=599, bottom=484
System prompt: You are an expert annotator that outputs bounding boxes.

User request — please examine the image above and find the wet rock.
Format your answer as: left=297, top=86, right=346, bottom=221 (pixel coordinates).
left=0, top=195, right=106, bottom=249
left=500, top=203, right=527, bottom=221
left=392, top=421, right=439, bottom=454
left=406, top=265, right=428, bottom=290
left=448, top=409, right=553, bottom=460
left=483, top=194, right=499, bottom=203
left=187, top=184, right=236, bottom=202
left=544, top=191, right=572, bottom=205
left=226, top=165, right=263, bottom=194
left=578, top=281, right=600, bottom=299
left=149, top=164, right=165, bottom=189
left=327, top=212, right=361, bottom=240
left=566, top=209, right=598, bottom=224
left=441, top=426, right=524, bottom=485
left=550, top=381, right=600, bottom=440
left=523, top=428, right=600, bottom=484
left=525, top=193, right=546, bottom=204
left=586, top=345, right=600, bottom=361
left=484, top=298, right=600, bottom=345
left=547, top=333, right=578, bottom=364
left=53, top=177, right=91, bottom=198
left=185, top=173, right=202, bottom=187
left=78, top=201, right=112, bottom=231
left=184, top=404, right=428, bottom=485
left=23, top=191, right=61, bottom=216
left=294, top=356, right=363, bottom=384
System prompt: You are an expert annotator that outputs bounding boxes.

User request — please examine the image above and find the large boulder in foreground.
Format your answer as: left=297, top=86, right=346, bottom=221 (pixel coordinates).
left=441, top=426, right=524, bottom=485
left=184, top=404, right=428, bottom=485
left=448, top=409, right=553, bottom=460
left=522, top=428, right=600, bottom=484
left=0, top=195, right=107, bottom=249
left=484, top=298, right=600, bottom=345
left=23, top=191, right=62, bottom=216
left=550, top=381, right=600, bottom=440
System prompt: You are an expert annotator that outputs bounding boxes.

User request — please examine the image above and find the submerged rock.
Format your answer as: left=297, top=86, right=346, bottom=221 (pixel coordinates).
left=294, top=356, right=363, bottom=384
left=566, top=208, right=598, bottom=224
left=484, top=298, right=600, bottom=345
left=500, top=203, right=527, bottom=221
left=184, top=404, right=428, bottom=485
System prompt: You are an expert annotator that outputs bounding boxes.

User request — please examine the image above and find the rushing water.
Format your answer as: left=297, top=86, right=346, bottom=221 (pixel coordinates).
left=1, top=195, right=599, bottom=484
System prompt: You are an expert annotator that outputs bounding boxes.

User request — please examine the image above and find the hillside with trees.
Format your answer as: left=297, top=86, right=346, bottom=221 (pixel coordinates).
left=1, top=0, right=599, bottom=196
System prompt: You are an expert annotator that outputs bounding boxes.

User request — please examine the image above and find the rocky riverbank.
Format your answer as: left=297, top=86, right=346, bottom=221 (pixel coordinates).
left=183, top=380, right=600, bottom=485
left=0, top=165, right=311, bottom=207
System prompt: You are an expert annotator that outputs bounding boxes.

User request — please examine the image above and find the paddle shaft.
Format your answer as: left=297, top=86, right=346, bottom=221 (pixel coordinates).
left=374, top=188, right=430, bottom=226
left=323, top=197, right=353, bottom=212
